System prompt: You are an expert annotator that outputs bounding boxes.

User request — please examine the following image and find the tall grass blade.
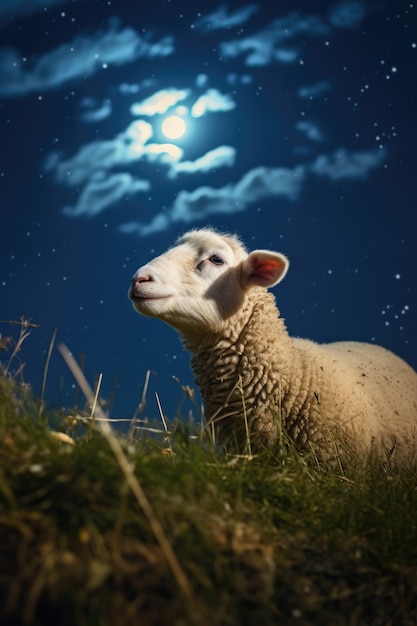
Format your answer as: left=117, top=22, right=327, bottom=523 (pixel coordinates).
left=39, top=327, right=57, bottom=415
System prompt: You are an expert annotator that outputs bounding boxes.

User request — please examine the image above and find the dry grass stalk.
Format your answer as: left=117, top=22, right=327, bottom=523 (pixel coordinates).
left=90, top=373, right=103, bottom=422
left=128, top=369, right=151, bottom=441
left=238, top=375, right=252, bottom=458
left=3, top=316, right=34, bottom=375
left=39, top=327, right=57, bottom=414
left=155, top=391, right=174, bottom=457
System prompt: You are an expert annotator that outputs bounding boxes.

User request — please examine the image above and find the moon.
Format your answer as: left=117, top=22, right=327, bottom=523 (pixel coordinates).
left=161, top=115, right=186, bottom=140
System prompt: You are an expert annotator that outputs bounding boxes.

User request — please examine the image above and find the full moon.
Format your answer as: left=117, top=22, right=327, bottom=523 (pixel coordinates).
left=161, top=115, right=186, bottom=140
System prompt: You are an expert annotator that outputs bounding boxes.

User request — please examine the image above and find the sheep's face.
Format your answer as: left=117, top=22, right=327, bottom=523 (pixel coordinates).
left=129, top=229, right=288, bottom=336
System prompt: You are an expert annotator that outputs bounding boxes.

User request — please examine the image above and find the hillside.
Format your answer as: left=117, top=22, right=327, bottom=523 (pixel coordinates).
left=0, top=325, right=416, bottom=625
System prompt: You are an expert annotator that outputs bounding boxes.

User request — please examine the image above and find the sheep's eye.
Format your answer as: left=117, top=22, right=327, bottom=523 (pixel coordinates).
left=209, top=255, right=224, bottom=265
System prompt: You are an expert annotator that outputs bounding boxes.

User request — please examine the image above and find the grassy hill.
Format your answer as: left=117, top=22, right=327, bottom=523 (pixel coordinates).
left=0, top=324, right=416, bottom=625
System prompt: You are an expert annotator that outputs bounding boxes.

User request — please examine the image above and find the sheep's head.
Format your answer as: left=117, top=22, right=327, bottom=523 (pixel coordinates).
left=128, top=228, right=289, bottom=336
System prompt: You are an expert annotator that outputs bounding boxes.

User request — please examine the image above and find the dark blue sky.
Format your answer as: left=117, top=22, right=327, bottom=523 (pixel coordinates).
left=1, top=0, right=416, bottom=422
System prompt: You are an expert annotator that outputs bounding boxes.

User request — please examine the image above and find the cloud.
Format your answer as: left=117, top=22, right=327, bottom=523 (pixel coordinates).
left=169, top=146, right=236, bottom=178
left=220, top=5, right=370, bottom=68
left=0, top=0, right=67, bottom=22
left=120, top=147, right=387, bottom=236
left=44, top=120, right=154, bottom=186
left=220, top=12, right=329, bottom=66
left=130, top=88, right=190, bottom=116
left=191, top=88, right=236, bottom=117
left=119, top=83, right=141, bottom=95
left=196, top=74, right=209, bottom=88
left=328, top=1, right=367, bottom=28
left=119, top=215, right=171, bottom=238
left=298, top=80, right=331, bottom=99
left=79, top=97, right=112, bottom=123
left=194, top=4, right=259, bottom=32
left=233, top=165, right=304, bottom=203
left=45, top=120, right=185, bottom=187
left=63, top=172, right=150, bottom=218
left=296, top=121, right=324, bottom=143
left=309, top=147, right=387, bottom=180
left=45, top=137, right=130, bottom=187
left=120, top=164, right=306, bottom=236
left=144, top=143, right=183, bottom=163
left=0, top=22, right=174, bottom=97
left=226, top=73, right=253, bottom=87
left=125, top=119, right=154, bottom=145
left=119, top=77, right=157, bottom=95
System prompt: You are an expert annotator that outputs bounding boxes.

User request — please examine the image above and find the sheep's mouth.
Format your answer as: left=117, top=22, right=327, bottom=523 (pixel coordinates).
left=133, top=295, right=169, bottom=301
left=129, top=288, right=171, bottom=303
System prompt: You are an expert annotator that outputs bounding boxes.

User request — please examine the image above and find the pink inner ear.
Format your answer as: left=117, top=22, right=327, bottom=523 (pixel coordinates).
left=250, top=256, right=284, bottom=282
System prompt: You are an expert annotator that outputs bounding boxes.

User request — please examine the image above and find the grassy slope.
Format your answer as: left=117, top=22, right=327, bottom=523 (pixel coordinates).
left=1, top=372, right=417, bottom=626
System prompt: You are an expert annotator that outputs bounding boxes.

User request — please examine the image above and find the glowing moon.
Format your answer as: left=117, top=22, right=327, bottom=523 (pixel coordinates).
left=161, top=115, right=186, bottom=140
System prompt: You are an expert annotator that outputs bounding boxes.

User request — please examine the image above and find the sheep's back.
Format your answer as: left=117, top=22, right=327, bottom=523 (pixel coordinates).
left=296, top=339, right=417, bottom=457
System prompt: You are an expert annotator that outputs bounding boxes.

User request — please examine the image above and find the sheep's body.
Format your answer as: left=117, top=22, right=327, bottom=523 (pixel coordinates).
left=129, top=228, right=417, bottom=460
left=187, top=290, right=417, bottom=459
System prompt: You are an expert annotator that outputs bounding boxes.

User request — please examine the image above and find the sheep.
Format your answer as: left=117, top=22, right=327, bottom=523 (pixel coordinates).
left=128, top=228, right=417, bottom=461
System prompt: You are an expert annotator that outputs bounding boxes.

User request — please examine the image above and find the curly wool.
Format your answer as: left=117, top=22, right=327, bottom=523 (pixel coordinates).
left=187, top=290, right=417, bottom=459
left=187, top=290, right=291, bottom=449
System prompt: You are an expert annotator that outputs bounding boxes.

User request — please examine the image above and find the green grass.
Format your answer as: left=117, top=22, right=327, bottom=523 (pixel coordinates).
left=0, top=325, right=417, bottom=625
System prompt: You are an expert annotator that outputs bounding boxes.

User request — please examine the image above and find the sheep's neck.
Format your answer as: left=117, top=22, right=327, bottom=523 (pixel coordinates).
left=183, top=290, right=296, bottom=450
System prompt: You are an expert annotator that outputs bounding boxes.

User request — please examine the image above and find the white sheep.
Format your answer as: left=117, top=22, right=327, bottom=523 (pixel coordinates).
left=128, top=228, right=417, bottom=461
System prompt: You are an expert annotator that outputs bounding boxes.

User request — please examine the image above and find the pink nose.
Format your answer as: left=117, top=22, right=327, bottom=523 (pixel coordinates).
left=132, top=270, right=153, bottom=285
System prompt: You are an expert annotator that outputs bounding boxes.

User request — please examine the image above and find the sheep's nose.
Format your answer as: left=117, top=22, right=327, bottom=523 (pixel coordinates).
left=132, top=270, right=153, bottom=285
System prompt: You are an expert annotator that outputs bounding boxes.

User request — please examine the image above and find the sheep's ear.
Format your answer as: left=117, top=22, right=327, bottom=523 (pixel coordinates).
left=240, top=250, right=289, bottom=289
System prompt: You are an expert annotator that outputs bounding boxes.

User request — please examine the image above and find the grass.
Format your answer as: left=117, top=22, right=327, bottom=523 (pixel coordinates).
left=0, top=321, right=417, bottom=625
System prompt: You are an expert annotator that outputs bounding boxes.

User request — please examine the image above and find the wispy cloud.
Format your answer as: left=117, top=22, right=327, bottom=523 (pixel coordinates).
left=79, top=97, right=112, bottom=123
left=129, top=87, right=236, bottom=119
left=0, top=0, right=67, bottom=22
left=46, top=117, right=186, bottom=181
left=220, top=2, right=370, bottom=68
left=298, top=80, right=331, bottom=99
left=309, top=147, right=387, bottom=181
left=191, top=88, right=236, bottom=117
left=226, top=73, right=253, bottom=87
left=119, top=78, right=157, bottom=95
left=45, top=120, right=153, bottom=186
left=120, top=215, right=171, bottom=238
left=119, top=147, right=386, bottom=236
left=0, top=21, right=174, bottom=97
left=194, top=4, right=259, bottom=32
left=130, top=88, right=190, bottom=116
left=296, top=121, right=324, bottom=143
left=220, top=12, right=329, bottom=66
left=144, top=143, right=183, bottom=164
left=328, top=1, right=368, bottom=28
left=120, top=164, right=306, bottom=236
left=169, top=146, right=236, bottom=178
left=63, top=172, right=150, bottom=218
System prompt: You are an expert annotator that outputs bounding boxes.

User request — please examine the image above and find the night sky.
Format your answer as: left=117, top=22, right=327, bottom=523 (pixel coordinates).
left=1, top=0, right=416, bottom=423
